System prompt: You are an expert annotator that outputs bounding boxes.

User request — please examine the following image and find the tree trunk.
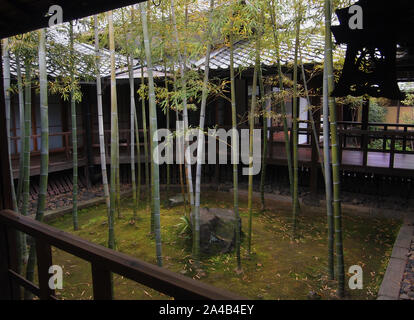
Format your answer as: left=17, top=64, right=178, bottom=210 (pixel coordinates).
left=140, top=2, right=163, bottom=267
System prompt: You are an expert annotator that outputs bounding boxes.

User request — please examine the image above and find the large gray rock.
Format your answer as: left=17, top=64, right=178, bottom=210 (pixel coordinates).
left=196, top=208, right=242, bottom=254
left=169, top=194, right=185, bottom=207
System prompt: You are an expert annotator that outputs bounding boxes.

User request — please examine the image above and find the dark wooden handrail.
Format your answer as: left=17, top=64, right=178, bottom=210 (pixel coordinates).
left=0, top=210, right=244, bottom=300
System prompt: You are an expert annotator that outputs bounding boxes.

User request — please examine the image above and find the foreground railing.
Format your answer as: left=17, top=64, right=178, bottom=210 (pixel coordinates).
left=0, top=210, right=243, bottom=300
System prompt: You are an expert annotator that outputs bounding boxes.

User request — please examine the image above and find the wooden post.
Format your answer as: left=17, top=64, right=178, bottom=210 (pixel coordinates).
left=310, top=107, right=321, bottom=195
left=82, top=85, right=94, bottom=187
left=35, top=239, right=55, bottom=300
left=91, top=263, right=113, bottom=300
left=361, top=98, right=369, bottom=167
left=389, top=135, right=396, bottom=169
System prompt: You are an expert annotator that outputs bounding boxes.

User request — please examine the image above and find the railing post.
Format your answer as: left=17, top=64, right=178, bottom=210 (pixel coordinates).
left=65, top=133, right=70, bottom=160
left=383, top=125, right=388, bottom=151
left=0, top=225, right=13, bottom=299
left=35, top=239, right=55, bottom=300
left=91, top=263, right=113, bottom=300
left=403, top=126, right=407, bottom=152
left=389, top=135, right=396, bottom=169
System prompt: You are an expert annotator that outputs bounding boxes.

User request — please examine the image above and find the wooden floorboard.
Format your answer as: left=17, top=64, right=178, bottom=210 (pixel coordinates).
left=10, top=142, right=414, bottom=178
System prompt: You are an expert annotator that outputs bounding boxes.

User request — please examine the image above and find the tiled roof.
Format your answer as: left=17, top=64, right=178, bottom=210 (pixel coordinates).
left=194, top=34, right=345, bottom=71
left=4, top=26, right=132, bottom=80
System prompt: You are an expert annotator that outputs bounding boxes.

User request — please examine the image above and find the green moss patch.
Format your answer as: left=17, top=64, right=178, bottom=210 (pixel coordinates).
left=48, top=191, right=400, bottom=300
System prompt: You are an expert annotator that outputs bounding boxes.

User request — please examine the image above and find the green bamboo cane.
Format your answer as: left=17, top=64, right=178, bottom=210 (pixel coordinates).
left=269, top=0, right=294, bottom=198
left=94, top=15, right=110, bottom=214
left=322, top=64, right=334, bottom=280
left=141, top=64, right=154, bottom=233
left=325, top=0, right=344, bottom=297
left=128, top=54, right=138, bottom=219
left=257, top=33, right=267, bottom=212
left=15, top=53, right=25, bottom=208
left=20, top=59, right=32, bottom=273
left=292, top=2, right=301, bottom=239
left=172, top=68, right=189, bottom=216
left=3, top=39, right=24, bottom=277
left=229, top=2, right=241, bottom=270
left=70, top=22, right=79, bottom=231
left=108, top=11, right=117, bottom=254
left=171, top=0, right=195, bottom=216
left=26, top=29, right=49, bottom=299
left=134, top=102, right=141, bottom=208
left=140, top=2, right=163, bottom=267
left=116, top=120, right=121, bottom=219
left=164, top=66, right=170, bottom=207
left=247, top=49, right=259, bottom=256
left=21, top=61, right=31, bottom=220
left=12, top=49, right=26, bottom=273
left=300, top=51, right=325, bottom=175
left=194, top=0, right=214, bottom=265
left=2, top=39, right=18, bottom=213
left=130, top=1, right=141, bottom=211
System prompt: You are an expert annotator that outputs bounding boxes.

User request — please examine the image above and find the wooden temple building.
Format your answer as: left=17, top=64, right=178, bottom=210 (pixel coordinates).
left=1, top=0, right=414, bottom=300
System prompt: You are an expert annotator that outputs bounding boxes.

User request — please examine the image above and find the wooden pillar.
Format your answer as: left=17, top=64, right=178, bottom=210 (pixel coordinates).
left=361, top=98, right=369, bottom=167
left=310, top=105, right=321, bottom=195
left=82, top=85, right=94, bottom=187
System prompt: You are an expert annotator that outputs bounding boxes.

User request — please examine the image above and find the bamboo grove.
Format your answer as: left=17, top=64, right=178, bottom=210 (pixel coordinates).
left=0, top=0, right=354, bottom=298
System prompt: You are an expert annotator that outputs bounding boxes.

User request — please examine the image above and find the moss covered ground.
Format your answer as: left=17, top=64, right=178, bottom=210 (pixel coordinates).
left=47, top=191, right=401, bottom=300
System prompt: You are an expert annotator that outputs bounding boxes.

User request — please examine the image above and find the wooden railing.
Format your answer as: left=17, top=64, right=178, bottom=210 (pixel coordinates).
left=0, top=210, right=243, bottom=300
left=10, top=131, right=85, bottom=160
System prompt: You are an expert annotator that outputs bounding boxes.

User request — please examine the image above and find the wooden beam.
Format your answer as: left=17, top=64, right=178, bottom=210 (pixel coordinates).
left=0, top=209, right=245, bottom=300
left=361, top=98, right=370, bottom=167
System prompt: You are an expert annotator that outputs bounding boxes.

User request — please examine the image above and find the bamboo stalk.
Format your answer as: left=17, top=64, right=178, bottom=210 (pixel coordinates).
left=194, top=0, right=214, bottom=265
left=324, top=0, right=344, bottom=296
left=171, top=0, right=195, bottom=216
left=229, top=1, right=241, bottom=270
left=268, top=0, right=294, bottom=199
left=108, top=11, right=118, bottom=253
left=15, top=53, right=25, bottom=207
left=292, top=1, right=301, bottom=239
left=26, top=29, right=49, bottom=299
left=172, top=68, right=188, bottom=215
left=140, top=65, right=151, bottom=216
left=140, top=2, right=163, bottom=267
left=247, top=49, right=258, bottom=256
left=70, top=22, right=79, bottom=231
left=2, top=39, right=18, bottom=213
left=129, top=54, right=138, bottom=219
left=94, top=15, right=110, bottom=214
